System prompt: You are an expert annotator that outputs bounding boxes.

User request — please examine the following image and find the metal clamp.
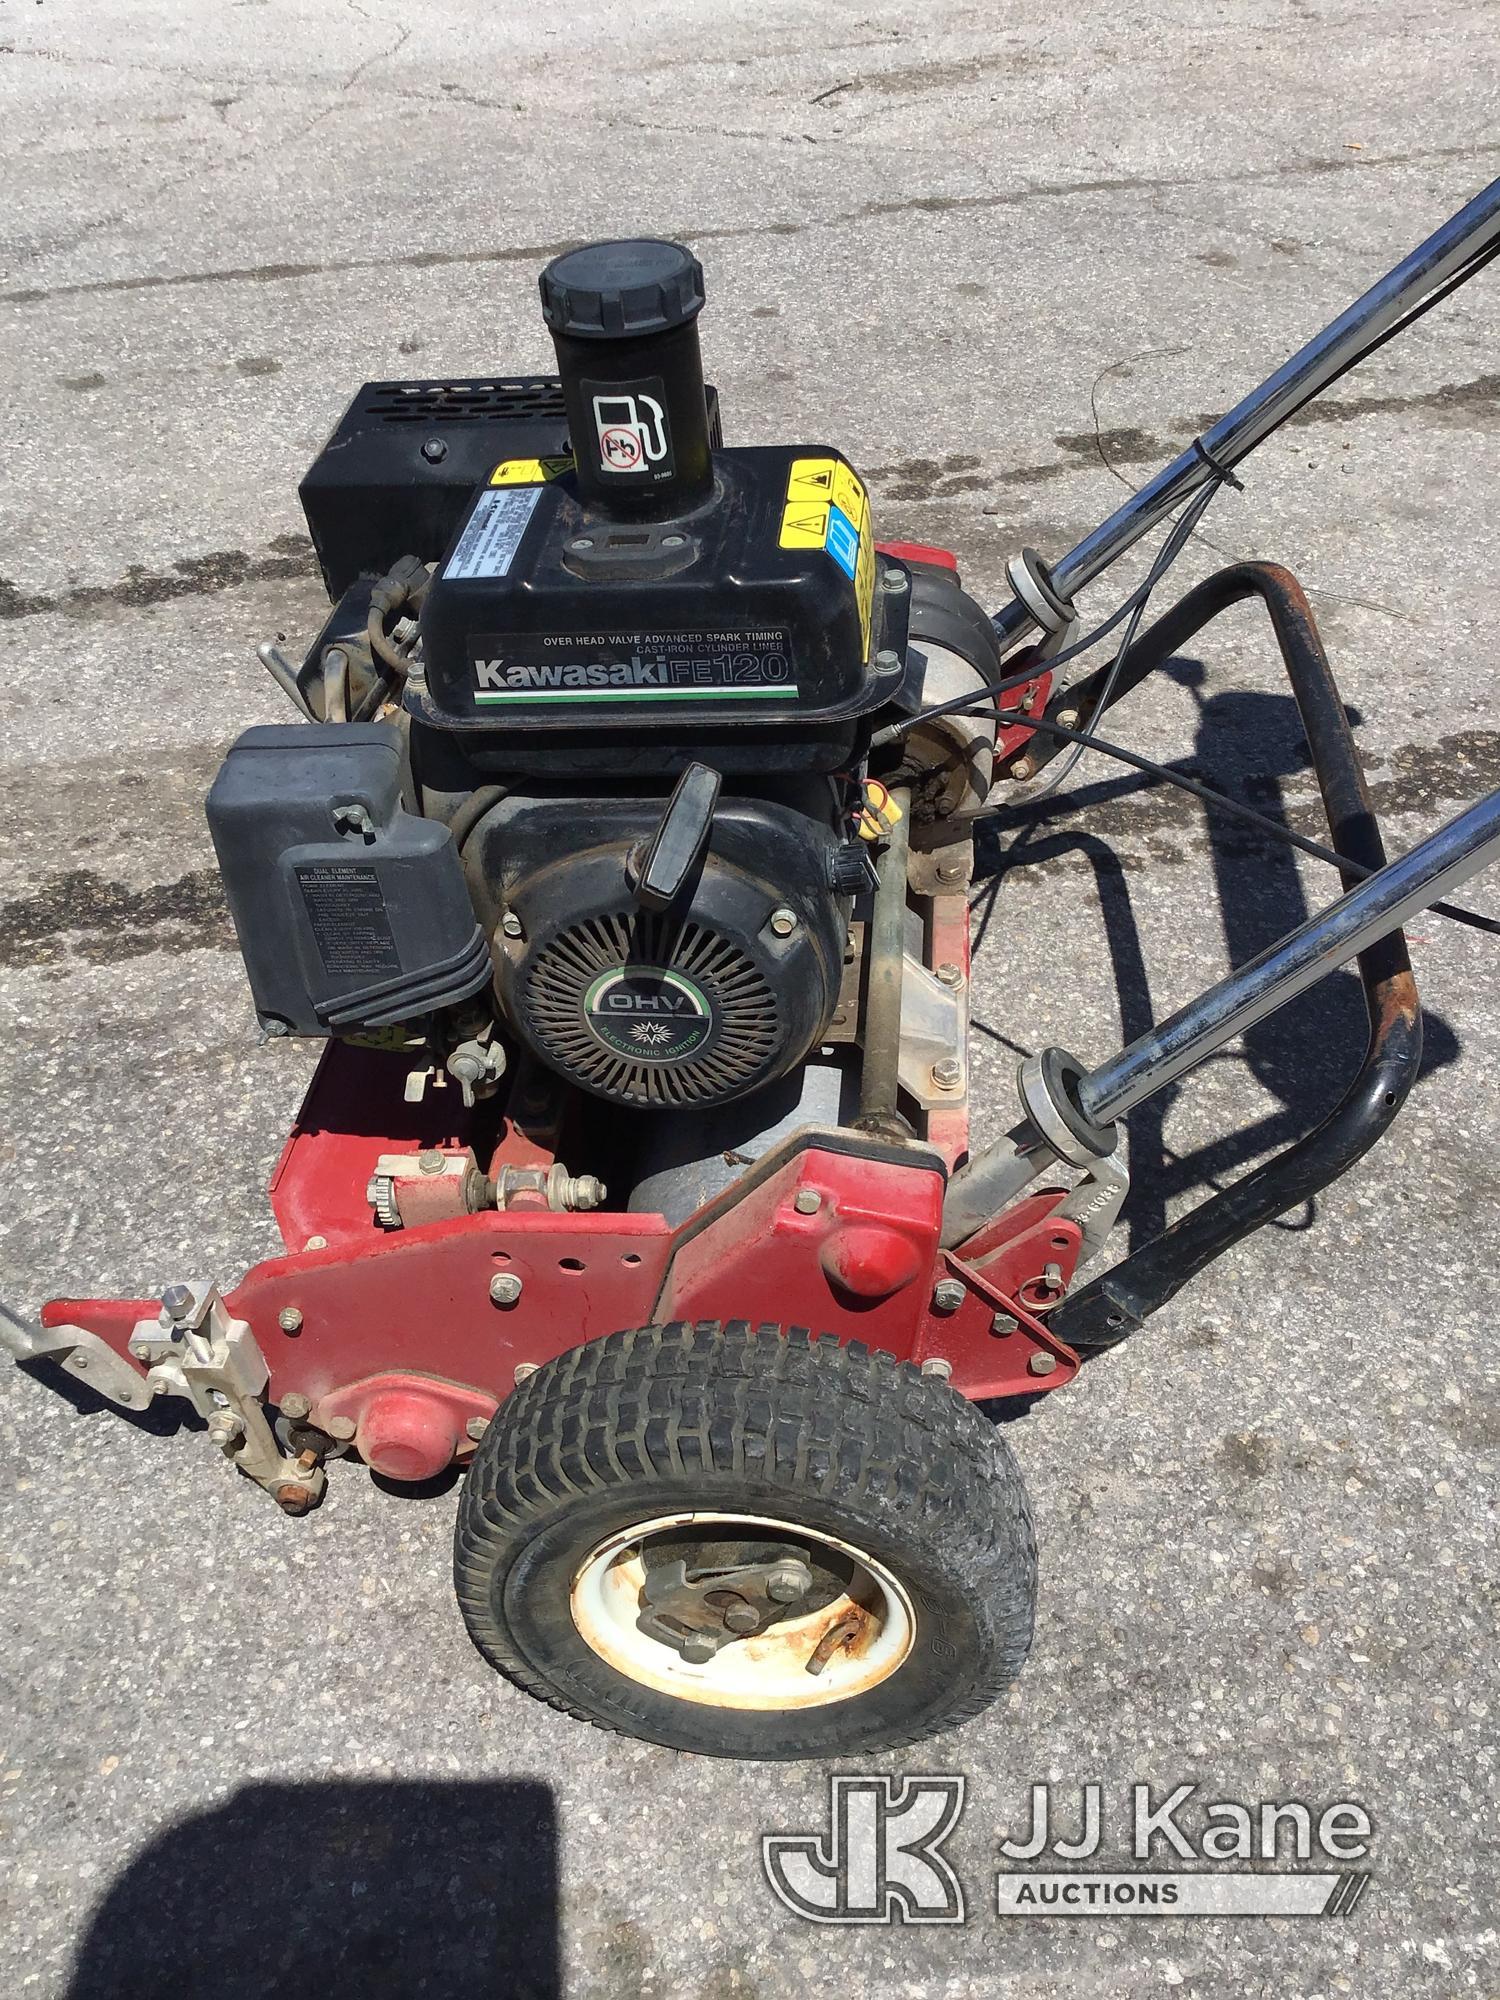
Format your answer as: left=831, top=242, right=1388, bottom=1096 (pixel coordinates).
left=127, top=1284, right=325, bottom=1513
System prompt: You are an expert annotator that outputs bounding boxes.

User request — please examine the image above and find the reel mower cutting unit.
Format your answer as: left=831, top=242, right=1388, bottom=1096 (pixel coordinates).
left=11, top=184, right=1500, bottom=1759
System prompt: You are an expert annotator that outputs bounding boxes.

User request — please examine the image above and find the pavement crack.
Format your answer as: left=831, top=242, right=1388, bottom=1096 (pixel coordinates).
left=7, top=139, right=1497, bottom=309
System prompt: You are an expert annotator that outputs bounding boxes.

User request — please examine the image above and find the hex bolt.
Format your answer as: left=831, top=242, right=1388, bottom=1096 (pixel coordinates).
left=931, top=1058, right=963, bottom=1091
left=160, top=1284, right=195, bottom=1324
left=280, top=1391, right=312, bottom=1422
left=1028, top=1352, right=1059, bottom=1377
left=723, top=1604, right=760, bottom=1635
left=991, top=1312, right=1018, bottom=1337
left=490, top=1273, right=524, bottom=1306
left=769, top=907, right=798, bottom=938
left=793, top=1189, right=821, bottom=1215
left=932, top=1278, right=966, bottom=1314
left=569, top=536, right=595, bottom=552
left=276, top=1484, right=316, bottom=1516
left=935, top=962, right=964, bottom=987
left=937, top=860, right=966, bottom=885
left=418, top=1148, right=446, bottom=1175
left=500, top=912, right=524, bottom=939
left=420, top=436, right=448, bottom=464
left=278, top=1306, right=304, bottom=1335
left=208, top=1410, right=244, bottom=1448
left=324, top=1414, right=358, bottom=1441
left=681, top=1633, right=720, bottom=1664
left=660, top=534, right=687, bottom=549
left=921, top=1357, right=954, bottom=1380
left=767, top=1564, right=810, bottom=1603
left=514, top=1361, right=539, bottom=1385
left=465, top=1415, right=491, bottom=1443
left=305, top=1236, right=328, bottom=1252
left=881, top=567, right=907, bottom=593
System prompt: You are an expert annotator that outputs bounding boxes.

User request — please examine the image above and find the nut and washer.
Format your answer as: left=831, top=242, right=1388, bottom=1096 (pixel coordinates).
left=932, top=1278, right=966, bottom=1314
left=490, top=1273, right=524, bottom=1306
left=793, top=1189, right=821, bottom=1215
left=935, top=962, right=964, bottom=987
left=921, top=1357, right=954, bottom=1380
left=277, top=1306, right=304, bottom=1335
left=768, top=907, right=798, bottom=938
left=160, top=1284, right=195, bottom=1324
left=500, top=912, right=524, bottom=939
left=931, top=1058, right=963, bottom=1091
left=514, top=1361, right=539, bottom=1385
left=1028, top=1352, right=1059, bottom=1378
left=323, top=1414, right=357, bottom=1442
left=881, top=567, right=908, bottom=593
left=279, top=1390, right=312, bottom=1422
left=465, top=1415, right=491, bottom=1443
left=417, top=1149, right=446, bottom=1175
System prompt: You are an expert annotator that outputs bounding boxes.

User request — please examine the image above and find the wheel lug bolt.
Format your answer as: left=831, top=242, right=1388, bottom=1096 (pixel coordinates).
left=767, top=1564, right=810, bottom=1603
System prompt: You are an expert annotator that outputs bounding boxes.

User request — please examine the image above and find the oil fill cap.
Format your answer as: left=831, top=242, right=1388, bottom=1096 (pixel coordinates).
left=539, top=239, right=705, bottom=339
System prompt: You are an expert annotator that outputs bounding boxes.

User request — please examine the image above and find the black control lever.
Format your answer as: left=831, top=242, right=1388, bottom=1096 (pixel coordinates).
left=628, top=762, right=721, bottom=911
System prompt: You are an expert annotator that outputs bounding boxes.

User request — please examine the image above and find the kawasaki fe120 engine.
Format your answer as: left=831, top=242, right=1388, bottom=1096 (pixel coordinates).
left=209, top=238, right=1009, bottom=1180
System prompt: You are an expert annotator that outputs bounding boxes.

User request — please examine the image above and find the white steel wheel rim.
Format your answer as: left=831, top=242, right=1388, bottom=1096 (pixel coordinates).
left=568, top=1510, right=916, bottom=1710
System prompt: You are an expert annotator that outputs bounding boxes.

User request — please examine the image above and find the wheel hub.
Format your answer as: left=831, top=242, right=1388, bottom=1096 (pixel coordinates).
left=569, top=1512, right=916, bottom=1711
left=637, top=1551, right=815, bottom=1662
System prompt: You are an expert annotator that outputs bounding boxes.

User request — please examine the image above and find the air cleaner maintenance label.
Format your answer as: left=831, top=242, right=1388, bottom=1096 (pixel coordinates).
left=444, top=485, right=543, bottom=579
left=471, top=628, right=796, bottom=703
left=294, top=863, right=401, bottom=976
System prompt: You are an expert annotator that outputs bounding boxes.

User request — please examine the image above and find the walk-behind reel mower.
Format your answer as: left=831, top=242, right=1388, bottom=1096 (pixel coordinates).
left=11, top=185, right=1500, bottom=1759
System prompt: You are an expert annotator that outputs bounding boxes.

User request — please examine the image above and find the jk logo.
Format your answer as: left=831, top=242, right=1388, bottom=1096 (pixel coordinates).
left=762, top=1775, right=967, bottom=1925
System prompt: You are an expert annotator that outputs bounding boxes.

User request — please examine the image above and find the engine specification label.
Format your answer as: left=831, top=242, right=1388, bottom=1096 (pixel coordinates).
left=295, top=863, right=401, bottom=976
left=444, top=485, right=543, bottom=580
left=471, top=628, right=797, bottom=704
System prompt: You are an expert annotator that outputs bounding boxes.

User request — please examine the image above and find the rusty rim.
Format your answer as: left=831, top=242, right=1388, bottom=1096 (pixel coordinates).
left=568, top=1510, right=915, bottom=1710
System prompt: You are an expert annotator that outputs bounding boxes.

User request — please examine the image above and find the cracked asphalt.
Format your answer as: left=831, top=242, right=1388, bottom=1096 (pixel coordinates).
left=1, top=3, right=1497, bottom=1995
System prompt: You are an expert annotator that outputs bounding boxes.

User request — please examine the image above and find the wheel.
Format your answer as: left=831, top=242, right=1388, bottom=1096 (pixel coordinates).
left=453, top=1320, right=1037, bottom=1759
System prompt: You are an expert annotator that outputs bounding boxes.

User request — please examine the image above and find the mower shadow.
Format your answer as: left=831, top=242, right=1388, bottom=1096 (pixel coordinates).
left=65, top=1777, right=560, bottom=2000
left=972, top=659, right=1460, bottom=1258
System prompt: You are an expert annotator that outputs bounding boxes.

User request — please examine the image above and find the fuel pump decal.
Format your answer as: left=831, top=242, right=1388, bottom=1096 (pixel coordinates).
left=588, top=380, right=672, bottom=479
left=778, top=456, right=875, bottom=653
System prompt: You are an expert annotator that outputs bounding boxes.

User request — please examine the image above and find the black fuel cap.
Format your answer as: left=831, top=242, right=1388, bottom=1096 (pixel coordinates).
left=539, top=239, right=705, bottom=340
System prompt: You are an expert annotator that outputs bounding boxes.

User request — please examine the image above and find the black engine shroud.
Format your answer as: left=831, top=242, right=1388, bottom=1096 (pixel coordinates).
left=206, top=237, right=968, bottom=1115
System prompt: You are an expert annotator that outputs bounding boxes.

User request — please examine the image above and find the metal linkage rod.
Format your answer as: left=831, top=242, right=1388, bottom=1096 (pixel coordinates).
left=1076, top=784, right=1500, bottom=1124
left=992, top=176, right=1500, bottom=647
left=943, top=785, right=1500, bottom=1244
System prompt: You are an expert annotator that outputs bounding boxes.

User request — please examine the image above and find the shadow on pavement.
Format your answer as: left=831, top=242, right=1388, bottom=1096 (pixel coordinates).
left=974, top=657, right=1458, bottom=1253
left=66, top=1777, right=560, bottom=2000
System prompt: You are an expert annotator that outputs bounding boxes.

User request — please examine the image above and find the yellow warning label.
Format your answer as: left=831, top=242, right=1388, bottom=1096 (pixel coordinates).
left=489, top=455, right=573, bottom=486
left=854, top=525, right=875, bottom=653
left=832, top=462, right=868, bottom=532
left=778, top=501, right=831, bottom=549
left=785, top=456, right=838, bottom=504
left=778, top=452, right=877, bottom=654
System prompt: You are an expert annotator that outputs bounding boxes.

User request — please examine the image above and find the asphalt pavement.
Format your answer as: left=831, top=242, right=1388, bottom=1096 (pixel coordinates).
left=1, top=3, right=1497, bottom=1994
